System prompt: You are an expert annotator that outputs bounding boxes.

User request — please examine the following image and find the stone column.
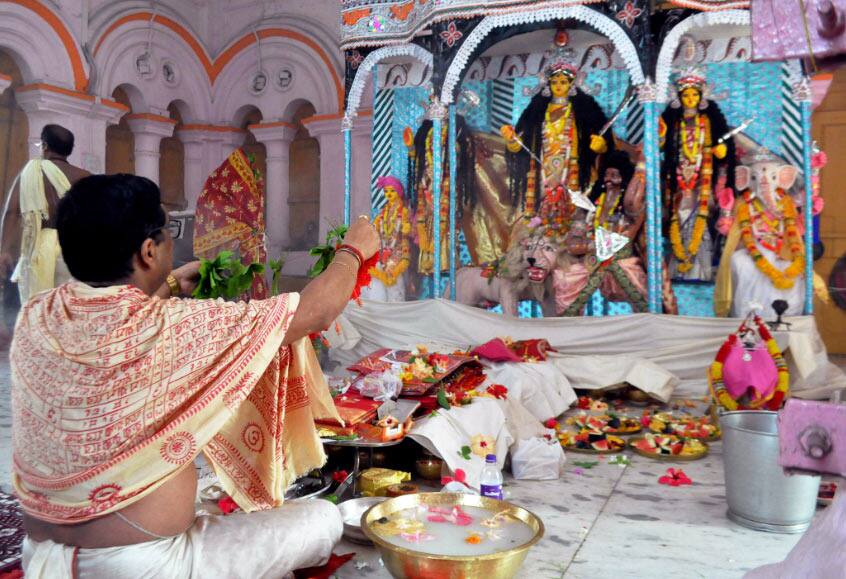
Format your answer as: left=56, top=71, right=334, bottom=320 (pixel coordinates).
left=176, top=125, right=247, bottom=211
left=303, top=114, right=346, bottom=240
left=350, top=112, right=373, bottom=219
left=14, top=84, right=126, bottom=172
left=126, top=114, right=177, bottom=184
left=249, top=121, right=297, bottom=257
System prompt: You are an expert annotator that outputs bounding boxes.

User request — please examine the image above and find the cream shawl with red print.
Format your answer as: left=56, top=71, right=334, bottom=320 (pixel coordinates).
left=11, top=282, right=339, bottom=523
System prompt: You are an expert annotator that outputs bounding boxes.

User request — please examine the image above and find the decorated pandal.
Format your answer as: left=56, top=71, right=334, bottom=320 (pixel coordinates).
left=187, top=1, right=846, bottom=576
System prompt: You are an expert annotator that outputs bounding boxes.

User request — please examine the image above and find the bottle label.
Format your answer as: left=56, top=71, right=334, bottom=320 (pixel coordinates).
left=480, top=484, right=503, bottom=500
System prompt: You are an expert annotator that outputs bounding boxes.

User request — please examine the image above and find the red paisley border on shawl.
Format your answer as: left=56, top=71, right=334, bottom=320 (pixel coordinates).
left=241, top=423, right=265, bottom=453
left=14, top=294, right=294, bottom=492
left=206, top=433, right=273, bottom=507
left=88, top=483, right=122, bottom=507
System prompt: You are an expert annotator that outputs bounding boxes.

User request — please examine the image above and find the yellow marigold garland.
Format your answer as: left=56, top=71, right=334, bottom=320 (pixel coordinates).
left=709, top=315, right=789, bottom=411
left=370, top=202, right=411, bottom=287
left=737, top=189, right=804, bottom=290
left=670, top=117, right=713, bottom=274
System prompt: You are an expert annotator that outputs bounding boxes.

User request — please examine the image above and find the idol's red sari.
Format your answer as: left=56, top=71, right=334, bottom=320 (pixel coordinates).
left=194, top=149, right=268, bottom=298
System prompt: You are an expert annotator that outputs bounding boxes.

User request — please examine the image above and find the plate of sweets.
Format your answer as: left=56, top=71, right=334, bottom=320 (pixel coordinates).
left=567, top=413, right=641, bottom=435
left=645, top=412, right=721, bottom=441
left=629, top=433, right=708, bottom=461
left=558, top=428, right=625, bottom=454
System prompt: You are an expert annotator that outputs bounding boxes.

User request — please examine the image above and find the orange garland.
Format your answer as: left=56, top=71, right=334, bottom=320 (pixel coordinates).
left=737, top=189, right=804, bottom=290
left=669, top=115, right=713, bottom=273
left=709, top=315, right=789, bottom=411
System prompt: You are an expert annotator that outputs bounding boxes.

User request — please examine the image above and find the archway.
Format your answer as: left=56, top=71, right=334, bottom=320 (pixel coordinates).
left=159, top=101, right=186, bottom=209
left=0, top=50, right=28, bottom=204
left=0, top=49, right=28, bottom=341
left=288, top=102, right=319, bottom=250
left=105, top=86, right=135, bottom=175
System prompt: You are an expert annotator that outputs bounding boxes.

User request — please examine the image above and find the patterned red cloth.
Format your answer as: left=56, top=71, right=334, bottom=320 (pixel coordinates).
left=194, top=149, right=268, bottom=299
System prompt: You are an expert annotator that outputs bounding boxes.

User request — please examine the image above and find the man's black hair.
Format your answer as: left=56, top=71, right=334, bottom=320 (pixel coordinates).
left=57, top=174, right=167, bottom=283
left=41, top=124, right=75, bottom=157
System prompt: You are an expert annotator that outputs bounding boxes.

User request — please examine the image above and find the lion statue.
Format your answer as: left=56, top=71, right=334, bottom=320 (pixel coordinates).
left=455, top=220, right=573, bottom=316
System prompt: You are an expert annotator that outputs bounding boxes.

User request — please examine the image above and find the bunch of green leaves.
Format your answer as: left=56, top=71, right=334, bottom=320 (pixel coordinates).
left=268, top=256, right=285, bottom=296
left=307, top=224, right=348, bottom=278
left=192, top=250, right=265, bottom=300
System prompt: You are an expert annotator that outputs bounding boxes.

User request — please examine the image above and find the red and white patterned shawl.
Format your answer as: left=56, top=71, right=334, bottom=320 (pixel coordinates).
left=10, top=282, right=339, bottom=523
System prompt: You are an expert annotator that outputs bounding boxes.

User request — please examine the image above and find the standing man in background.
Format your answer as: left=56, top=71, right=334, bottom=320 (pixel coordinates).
left=0, top=124, right=89, bottom=302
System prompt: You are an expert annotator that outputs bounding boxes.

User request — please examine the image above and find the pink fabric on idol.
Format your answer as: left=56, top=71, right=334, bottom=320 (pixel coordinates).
left=722, top=343, right=778, bottom=402
left=599, top=257, right=648, bottom=303
left=553, top=263, right=589, bottom=314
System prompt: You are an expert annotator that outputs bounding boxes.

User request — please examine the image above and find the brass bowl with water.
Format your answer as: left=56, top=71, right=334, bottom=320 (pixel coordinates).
left=361, top=492, right=544, bottom=579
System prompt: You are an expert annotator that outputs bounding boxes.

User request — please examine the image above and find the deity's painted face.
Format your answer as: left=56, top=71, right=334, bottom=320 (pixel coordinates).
left=384, top=185, right=400, bottom=205
left=549, top=73, right=573, bottom=99
left=680, top=87, right=701, bottom=111
left=604, top=167, right=623, bottom=191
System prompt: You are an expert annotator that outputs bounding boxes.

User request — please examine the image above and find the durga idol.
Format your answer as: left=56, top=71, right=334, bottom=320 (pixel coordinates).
left=660, top=68, right=736, bottom=282
left=501, top=28, right=613, bottom=228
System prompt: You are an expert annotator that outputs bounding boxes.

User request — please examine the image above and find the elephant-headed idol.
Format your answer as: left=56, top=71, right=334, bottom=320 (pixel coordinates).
left=714, top=148, right=819, bottom=318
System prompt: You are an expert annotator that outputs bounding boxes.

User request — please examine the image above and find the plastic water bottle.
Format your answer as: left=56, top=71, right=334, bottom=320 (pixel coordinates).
left=479, top=454, right=503, bottom=500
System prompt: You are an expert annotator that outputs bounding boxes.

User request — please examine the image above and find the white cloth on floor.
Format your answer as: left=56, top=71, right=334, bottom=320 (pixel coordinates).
left=484, top=361, right=576, bottom=420
left=745, top=489, right=846, bottom=578
left=548, top=353, right=679, bottom=403
left=329, top=299, right=844, bottom=400
left=408, top=398, right=513, bottom=490
left=22, top=500, right=343, bottom=579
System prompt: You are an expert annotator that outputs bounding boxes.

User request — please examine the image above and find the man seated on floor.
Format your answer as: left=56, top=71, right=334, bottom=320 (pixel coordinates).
left=11, top=173, right=379, bottom=578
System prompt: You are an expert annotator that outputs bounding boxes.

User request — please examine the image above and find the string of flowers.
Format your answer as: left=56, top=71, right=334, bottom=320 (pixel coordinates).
left=709, top=315, right=789, bottom=411
left=670, top=128, right=713, bottom=273
left=370, top=201, right=411, bottom=287
left=737, top=189, right=804, bottom=290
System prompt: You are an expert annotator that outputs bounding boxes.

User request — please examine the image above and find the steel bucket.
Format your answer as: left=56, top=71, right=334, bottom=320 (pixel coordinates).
left=720, top=411, right=820, bottom=533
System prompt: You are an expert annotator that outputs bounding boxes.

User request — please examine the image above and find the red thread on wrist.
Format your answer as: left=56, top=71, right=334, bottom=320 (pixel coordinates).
left=337, top=244, right=364, bottom=266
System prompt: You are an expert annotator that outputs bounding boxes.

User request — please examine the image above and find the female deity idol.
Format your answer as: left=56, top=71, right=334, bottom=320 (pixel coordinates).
left=501, top=29, right=613, bottom=236
left=360, top=176, right=412, bottom=302
left=660, top=68, right=736, bottom=282
left=407, top=115, right=476, bottom=275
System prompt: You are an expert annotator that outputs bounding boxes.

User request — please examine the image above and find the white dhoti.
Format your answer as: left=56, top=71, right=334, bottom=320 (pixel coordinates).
left=11, top=227, right=71, bottom=303
left=22, top=500, right=343, bottom=579
left=729, top=246, right=804, bottom=319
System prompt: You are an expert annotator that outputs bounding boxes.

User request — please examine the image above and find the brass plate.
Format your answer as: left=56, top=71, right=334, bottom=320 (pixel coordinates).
left=628, top=437, right=709, bottom=461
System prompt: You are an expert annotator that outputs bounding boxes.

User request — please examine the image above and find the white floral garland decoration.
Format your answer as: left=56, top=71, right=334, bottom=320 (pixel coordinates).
left=440, top=5, right=645, bottom=105
left=655, top=9, right=750, bottom=104
left=346, top=44, right=434, bottom=118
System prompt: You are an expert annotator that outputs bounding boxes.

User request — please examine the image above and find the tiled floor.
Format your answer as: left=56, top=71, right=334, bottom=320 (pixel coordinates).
left=1, top=353, right=838, bottom=577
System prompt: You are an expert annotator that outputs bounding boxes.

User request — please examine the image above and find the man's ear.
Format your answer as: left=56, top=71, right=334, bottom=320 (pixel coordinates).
left=137, top=238, right=157, bottom=270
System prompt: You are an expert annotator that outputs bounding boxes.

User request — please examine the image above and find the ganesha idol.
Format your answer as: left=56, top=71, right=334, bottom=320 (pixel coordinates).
left=714, top=148, right=824, bottom=319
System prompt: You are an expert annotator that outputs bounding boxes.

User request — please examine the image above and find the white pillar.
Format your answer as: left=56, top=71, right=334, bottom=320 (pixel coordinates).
left=14, top=84, right=126, bottom=171
left=126, top=114, right=176, bottom=184
left=175, top=125, right=247, bottom=212
left=350, top=112, right=373, bottom=220
left=302, top=115, right=345, bottom=240
left=249, top=122, right=296, bottom=257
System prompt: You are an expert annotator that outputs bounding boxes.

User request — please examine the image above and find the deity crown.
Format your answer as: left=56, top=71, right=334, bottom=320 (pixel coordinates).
left=674, top=67, right=707, bottom=92
left=543, top=29, right=578, bottom=80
